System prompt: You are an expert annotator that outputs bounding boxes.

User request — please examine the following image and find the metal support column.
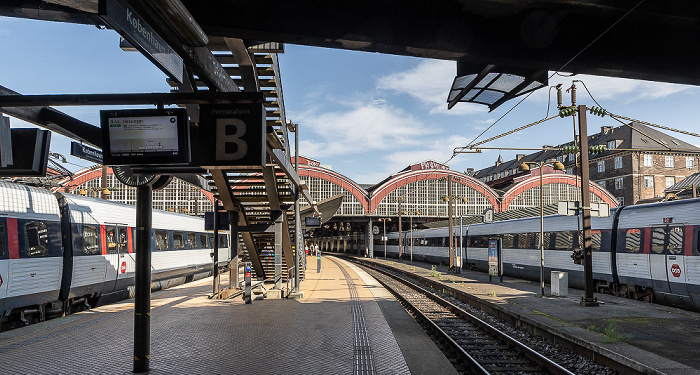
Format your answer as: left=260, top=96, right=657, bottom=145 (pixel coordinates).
left=398, top=200, right=403, bottom=259
left=230, top=212, right=239, bottom=289
left=294, top=123, right=301, bottom=291
left=133, top=184, right=152, bottom=373
left=367, top=219, right=374, bottom=258
left=212, top=200, right=220, bottom=296
left=448, top=176, right=454, bottom=270
left=578, top=105, right=599, bottom=306
left=273, top=210, right=283, bottom=289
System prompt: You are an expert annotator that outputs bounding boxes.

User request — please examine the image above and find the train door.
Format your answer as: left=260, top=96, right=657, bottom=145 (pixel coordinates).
left=665, top=226, right=688, bottom=296
left=0, top=218, right=9, bottom=316
left=648, top=225, right=688, bottom=295
left=648, top=227, right=670, bottom=293
left=114, top=226, right=134, bottom=291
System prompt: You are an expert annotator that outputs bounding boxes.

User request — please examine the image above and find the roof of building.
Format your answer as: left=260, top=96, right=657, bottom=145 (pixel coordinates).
left=474, top=122, right=700, bottom=183
left=665, top=172, right=700, bottom=194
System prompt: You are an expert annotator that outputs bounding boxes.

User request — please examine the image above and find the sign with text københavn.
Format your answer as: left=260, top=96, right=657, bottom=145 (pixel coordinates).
left=199, top=103, right=266, bottom=169
left=99, top=0, right=183, bottom=83
left=70, top=142, right=103, bottom=164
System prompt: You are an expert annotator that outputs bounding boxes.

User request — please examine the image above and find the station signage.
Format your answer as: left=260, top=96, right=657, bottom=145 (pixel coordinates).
left=305, top=217, right=321, bottom=227
left=198, top=103, right=266, bottom=169
left=100, top=108, right=191, bottom=166
left=0, top=129, right=51, bottom=177
left=99, top=0, right=184, bottom=83
left=70, top=142, right=103, bottom=164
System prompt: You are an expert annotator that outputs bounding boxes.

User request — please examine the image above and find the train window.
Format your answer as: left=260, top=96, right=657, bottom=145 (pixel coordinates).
left=219, top=234, right=227, bottom=248
left=118, top=227, right=128, bottom=252
left=502, top=234, right=514, bottom=248
left=105, top=226, right=117, bottom=254
left=651, top=228, right=665, bottom=254
left=668, top=227, right=684, bottom=255
left=537, top=232, right=552, bottom=249
left=478, top=236, right=489, bottom=248
left=173, top=232, right=185, bottom=250
left=625, top=229, right=642, bottom=253
left=0, top=222, right=5, bottom=258
left=187, top=233, right=196, bottom=249
left=554, top=232, right=574, bottom=250
left=82, top=225, right=100, bottom=255
left=155, top=230, right=168, bottom=251
left=517, top=233, right=530, bottom=249
left=209, top=234, right=215, bottom=248
left=199, top=233, right=208, bottom=248
left=590, top=230, right=601, bottom=251
left=25, top=221, right=49, bottom=257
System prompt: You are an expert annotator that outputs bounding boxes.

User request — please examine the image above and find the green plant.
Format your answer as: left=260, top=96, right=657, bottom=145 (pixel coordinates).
left=587, top=325, right=598, bottom=332
left=603, top=321, right=630, bottom=342
left=430, top=265, right=441, bottom=278
left=489, top=290, right=497, bottom=297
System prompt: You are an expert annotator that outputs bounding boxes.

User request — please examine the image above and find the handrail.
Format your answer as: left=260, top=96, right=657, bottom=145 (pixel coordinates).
left=285, top=266, right=296, bottom=296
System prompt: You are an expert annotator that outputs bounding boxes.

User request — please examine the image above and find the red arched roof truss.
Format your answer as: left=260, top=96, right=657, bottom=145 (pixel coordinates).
left=501, top=174, right=618, bottom=211
left=299, top=166, right=371, bottom=213
left=369, top=170, right=500, bottom=213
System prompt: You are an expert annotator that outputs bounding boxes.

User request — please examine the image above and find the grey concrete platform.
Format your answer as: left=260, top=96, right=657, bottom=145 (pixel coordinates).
left=362, top=256, right=700, bottom=375
left=0, top=256, right=456, bottom=375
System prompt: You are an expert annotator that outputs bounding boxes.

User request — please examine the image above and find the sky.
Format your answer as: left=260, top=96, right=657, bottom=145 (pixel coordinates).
left=2, top=16, right=700, bottom=184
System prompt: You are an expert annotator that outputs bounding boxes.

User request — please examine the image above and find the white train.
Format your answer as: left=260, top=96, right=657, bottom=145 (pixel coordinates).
left=384, top=198, right=700, bottom=311
left=0, top=181, right=229, bottom=328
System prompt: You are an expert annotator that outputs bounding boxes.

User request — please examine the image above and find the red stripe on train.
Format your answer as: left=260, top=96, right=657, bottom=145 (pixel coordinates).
left=100, top=225, right=107, bottom=255
left=7, top=218, right=18, bottom=259
left=127, top=227, right=133, bottom=253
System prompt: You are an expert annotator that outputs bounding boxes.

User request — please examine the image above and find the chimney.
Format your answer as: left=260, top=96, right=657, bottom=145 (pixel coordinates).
left=601, top=126, right=613, bottom=135
left=466, top=168, right=474, bottom=175
left=495, top=154, right=504, bottom=166
left=516, top=154, right=526, bottom=161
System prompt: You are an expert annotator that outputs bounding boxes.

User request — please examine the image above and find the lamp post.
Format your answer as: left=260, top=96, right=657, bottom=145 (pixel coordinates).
left=518, top=160, right=565, bottom=297
left=457, top=197, right=468, bottom=274
left=378, top=218, right=391, bottom=258
left=402, top=211, right=419, bottom=262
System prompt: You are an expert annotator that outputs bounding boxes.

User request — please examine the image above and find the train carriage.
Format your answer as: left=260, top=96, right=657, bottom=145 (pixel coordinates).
left=0, top=181, right=230, bottom=327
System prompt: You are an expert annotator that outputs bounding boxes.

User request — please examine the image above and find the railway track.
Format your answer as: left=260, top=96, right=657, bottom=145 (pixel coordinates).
left=358, top=261, right=575, bottom=375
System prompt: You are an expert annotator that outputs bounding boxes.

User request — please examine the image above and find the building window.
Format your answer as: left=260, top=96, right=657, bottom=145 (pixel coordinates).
left=598, top=180, right=606, bottom=189
left=568, top=153, right=575, bottom=161
left=644, top=176, right=654, bottom=189
left=614, top=177, right=623, bottom=190
left=687, top=156, right=694, bottom=169
left=607, top=140, right=616, bottom=150
left=644, top=154, right=653, bottom=167
left=616, top=196, right=624, bottom=206
left=566, top=168, right=573, bottom=174
left=665, top=156, right=674, bottom=168
left=614, top=156, right=622, bottom=169
left=597, top=161, right=605, bottom=172
left=666, top=176, right=675, bottom=188
left=557, top=156, right=563, bottom=162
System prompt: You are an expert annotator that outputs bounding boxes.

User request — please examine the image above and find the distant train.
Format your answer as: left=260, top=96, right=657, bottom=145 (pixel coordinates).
left=384, top=198, right=700, bottom=311
left=0, top=181, right=229, bottom=329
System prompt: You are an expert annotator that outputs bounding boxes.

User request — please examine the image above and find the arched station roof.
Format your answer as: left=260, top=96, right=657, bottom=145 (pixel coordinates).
left=502, top=174, right=618, bottom=211
left=298, top=164, right=371, bottom=215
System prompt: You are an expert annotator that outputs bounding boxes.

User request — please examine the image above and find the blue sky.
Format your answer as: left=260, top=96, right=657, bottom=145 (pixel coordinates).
left=3, top=16, right=700, bottom=184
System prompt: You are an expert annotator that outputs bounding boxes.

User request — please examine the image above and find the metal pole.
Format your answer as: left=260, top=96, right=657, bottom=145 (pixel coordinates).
left=578, top=105, right=599, bottom=306
left=213, top=200, right=220, bottom=296
left=230, top=212, right=239, bottom=290
left=410, top=215, right=413, bottom=262
left=459, top=215, right=463, bottom=274
left=539, top=169, right=545, bottom=297
left=383, top=219, right=387, bottom=258
left=294, top=124, right=301, bottom=292
left=133, top=184, right=152, bottom=373
left=448, top=176, right=454, bottom=271
left=398, top=200, right=402, bottom=259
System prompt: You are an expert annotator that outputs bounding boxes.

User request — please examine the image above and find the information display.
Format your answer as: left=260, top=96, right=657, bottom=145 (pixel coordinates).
left=100, top=108, right=190, bottom=165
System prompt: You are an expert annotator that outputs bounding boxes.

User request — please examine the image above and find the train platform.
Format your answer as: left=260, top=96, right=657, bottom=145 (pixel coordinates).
left=0, top=256, right=456, bottom=375
left=360, top=256, right=700, bottom=375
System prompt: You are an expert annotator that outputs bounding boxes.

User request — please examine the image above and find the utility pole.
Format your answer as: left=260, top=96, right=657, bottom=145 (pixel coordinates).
left=448, top=175, right=454, bottom=271
left=397, top=199, right=403, bottom=259
left=578, top=105, right=599, bottom=306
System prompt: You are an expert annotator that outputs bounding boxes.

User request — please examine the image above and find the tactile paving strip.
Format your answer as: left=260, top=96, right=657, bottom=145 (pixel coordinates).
left=329, top=257, right=376, bottom=375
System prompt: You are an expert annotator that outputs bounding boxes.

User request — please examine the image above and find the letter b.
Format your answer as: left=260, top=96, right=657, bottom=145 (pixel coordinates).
left=216, top=118, right=247, bottom=160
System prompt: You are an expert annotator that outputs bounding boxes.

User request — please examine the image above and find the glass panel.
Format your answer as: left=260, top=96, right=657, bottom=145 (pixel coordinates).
left=625, top=229, right=641, bottom=253
left=25, top=221, right=49, bottom=257
left=105, top=226, right=117, bottom=254
left=651, top=228, right=665, bottom=254
left=219, top=234, right=227, bottom=247
left=118, top=227, right=128, bottom=252
left=187, top=233, right=196, bottom=249
left=82, top=225, right=99, bottom=255
left=554, top=231, right=573, bottom=250
left=590, top=230, right=602, bottom=251
left=668, top=227, right=683, bottom=255
left=173, top=232, right=184, bottom=250
left=155, top=230, right=168, bottom=251
left=0, top=222, right=5, bottom=258
left=199, top=233, right=208, bottom=248
left=517, top=233, right=529, bottom=249
left=502, top=234, right=514, bottom=248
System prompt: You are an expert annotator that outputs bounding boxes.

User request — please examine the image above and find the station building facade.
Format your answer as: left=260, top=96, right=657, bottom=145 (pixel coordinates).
left=293, top=156, right=617, bottom=254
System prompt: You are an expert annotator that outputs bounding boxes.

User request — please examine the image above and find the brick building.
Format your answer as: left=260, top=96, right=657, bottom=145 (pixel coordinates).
left=474, top=122, right=700, bottom=206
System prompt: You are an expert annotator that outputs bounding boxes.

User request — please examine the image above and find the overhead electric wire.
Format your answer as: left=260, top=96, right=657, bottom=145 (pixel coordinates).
left=450, top=0, right=647, bottom=165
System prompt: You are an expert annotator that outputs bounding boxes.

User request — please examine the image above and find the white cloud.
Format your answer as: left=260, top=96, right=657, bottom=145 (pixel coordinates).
left=377, top=59, right=487, bottom=116
left=297, top=101, right=435, bottom=158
